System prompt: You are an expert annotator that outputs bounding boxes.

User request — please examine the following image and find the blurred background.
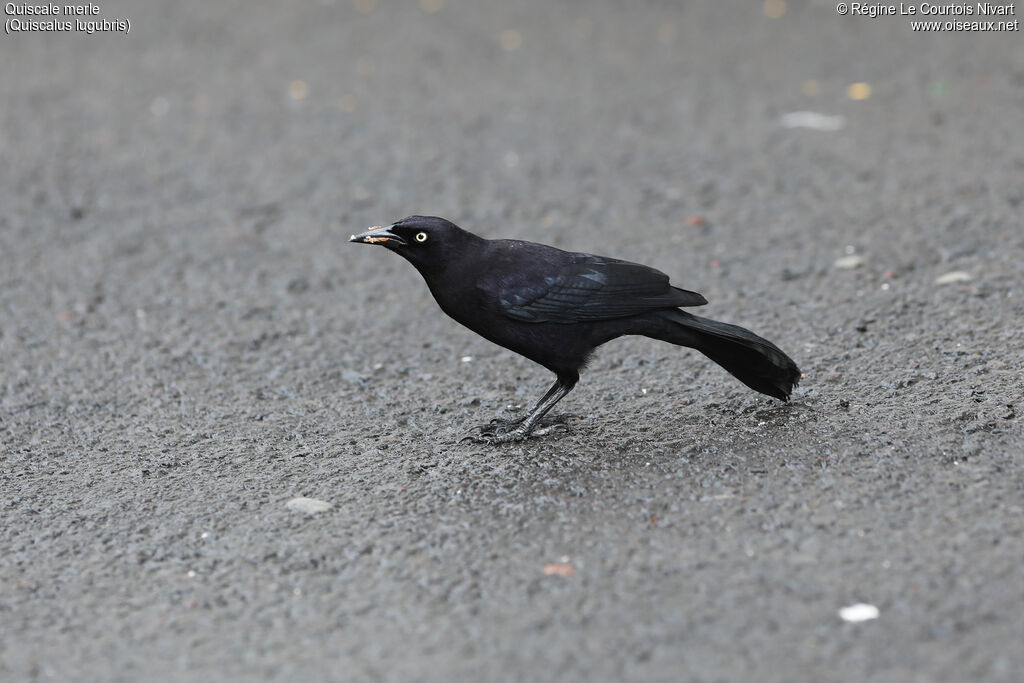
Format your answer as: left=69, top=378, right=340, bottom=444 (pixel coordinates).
left=2, top=1, right=1022, bottom=680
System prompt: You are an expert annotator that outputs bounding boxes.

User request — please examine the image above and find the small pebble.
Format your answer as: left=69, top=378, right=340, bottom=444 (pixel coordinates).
left=847, top=82, right=872, bottom=100
left=780, top=111, right=846, bottom=131
left=839, top=603, right=879, bottom=623
left=834, top=255, right=866, bottom=269
left=543, top=562, right=575, bottom=577
left=341, top=370, right=364, bottom=383
left=935, top=271, right=972, bottom=285
left=286, top=497, right=334, bottom=514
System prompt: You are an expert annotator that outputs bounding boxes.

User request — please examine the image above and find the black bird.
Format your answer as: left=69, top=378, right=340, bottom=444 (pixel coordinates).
left=350, top=216, right=800, bottom=443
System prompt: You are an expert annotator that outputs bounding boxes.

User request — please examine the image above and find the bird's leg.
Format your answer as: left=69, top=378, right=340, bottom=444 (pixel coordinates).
left=466, top=373, right=578, bottom=444
left=485, top=380, right=564, bottom=429
left=486, top=410, right=579, bottom=431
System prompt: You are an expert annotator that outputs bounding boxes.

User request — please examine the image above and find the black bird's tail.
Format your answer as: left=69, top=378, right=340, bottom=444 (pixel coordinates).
left=651, top=309, right=801, bottom=401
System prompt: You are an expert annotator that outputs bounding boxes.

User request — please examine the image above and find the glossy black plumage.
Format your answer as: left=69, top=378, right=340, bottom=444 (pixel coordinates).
left=350, top=216, right=801, bottom=442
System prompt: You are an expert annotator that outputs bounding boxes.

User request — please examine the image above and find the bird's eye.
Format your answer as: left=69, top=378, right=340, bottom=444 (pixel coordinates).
left=415, top=232, right=428, bottom=243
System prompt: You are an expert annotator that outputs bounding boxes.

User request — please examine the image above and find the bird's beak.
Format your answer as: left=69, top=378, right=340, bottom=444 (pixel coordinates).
left=349, top=224, right=406, bottom=246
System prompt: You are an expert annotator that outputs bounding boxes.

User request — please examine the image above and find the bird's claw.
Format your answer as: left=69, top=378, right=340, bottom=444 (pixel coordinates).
left=529, top=422, right=572, bottom=437
left=462, top=419, right=525, bottom=444
left=486, top=416, right=526, bottom=429
left=477, top=413, right=577, bottom=431
left=461, top=413, right=577, bottom=444
left=461, top=430, right=528, bottom=445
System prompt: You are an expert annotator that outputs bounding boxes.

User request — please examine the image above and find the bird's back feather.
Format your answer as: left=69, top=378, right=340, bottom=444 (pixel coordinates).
left=478, top=240, right=706, bottom=324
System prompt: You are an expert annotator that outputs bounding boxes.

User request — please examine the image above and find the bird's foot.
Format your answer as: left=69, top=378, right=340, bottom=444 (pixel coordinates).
left=462, top=413, right=577, bottom=444
left=483, top=415, right=527, bottom=430
left=478, top=413, right=578, bottom=431
left=461, top=426, right=532, bottom=444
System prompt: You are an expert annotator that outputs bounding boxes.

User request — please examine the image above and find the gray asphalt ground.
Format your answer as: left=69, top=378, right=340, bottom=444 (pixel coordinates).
left=2, top=1, right=1023, bottom=680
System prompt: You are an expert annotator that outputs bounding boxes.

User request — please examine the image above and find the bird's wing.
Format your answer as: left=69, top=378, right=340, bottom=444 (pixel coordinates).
left=495, top=257, right=707, bottom=323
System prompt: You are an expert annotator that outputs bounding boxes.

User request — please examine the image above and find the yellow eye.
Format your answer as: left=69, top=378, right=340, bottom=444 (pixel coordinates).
left=415, top=232, right=428, bottom=243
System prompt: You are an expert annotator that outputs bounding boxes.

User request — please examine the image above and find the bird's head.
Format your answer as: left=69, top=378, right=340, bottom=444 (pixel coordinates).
left=349, top=215, right=478, bottom=274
